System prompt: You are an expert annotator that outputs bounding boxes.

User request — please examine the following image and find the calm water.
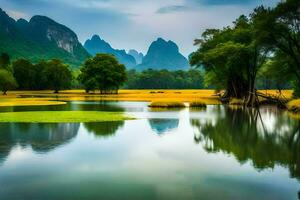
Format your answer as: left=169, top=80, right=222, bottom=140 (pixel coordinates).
left=0, top=102, right=299, bottom=200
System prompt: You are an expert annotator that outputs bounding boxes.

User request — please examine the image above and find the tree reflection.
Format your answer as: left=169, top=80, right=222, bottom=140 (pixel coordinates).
left=148, top=119, right=179, bottom=135
left=190, top=106, right=300, bottom=180
left=0, top=123, right=79, bottom=165
left=83, top=121, right=124, bottom=138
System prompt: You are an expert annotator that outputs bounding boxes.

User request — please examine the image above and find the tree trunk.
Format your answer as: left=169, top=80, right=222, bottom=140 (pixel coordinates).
left=246, top=77, right=258, bottom=107
left=2, top=90, right=7, bottom=95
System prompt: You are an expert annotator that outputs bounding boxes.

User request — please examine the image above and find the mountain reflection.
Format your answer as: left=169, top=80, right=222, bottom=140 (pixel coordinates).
left=83, top=121, right=124, bottom=138
left=190, top=106, right=300, bottom=180
left=148, top=119, right=179, bottom=135
left=0, top=123, right=79, bottom=165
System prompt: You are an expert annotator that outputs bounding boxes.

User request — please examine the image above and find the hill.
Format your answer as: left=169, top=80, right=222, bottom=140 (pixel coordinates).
left=84, top=35, right=136, bottom=68
left=137, top=38, right=189, bottom=70
left=0, top=8, right=90, bottom=68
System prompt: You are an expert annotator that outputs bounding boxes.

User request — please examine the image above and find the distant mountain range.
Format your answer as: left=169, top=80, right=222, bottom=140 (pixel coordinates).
left=0, top=8, right=90, bottom=67
left=128, top=49, right=144, bottom=65
left=84, top=36, right=189, bottom=70
left=137, top=38, right=189, bottom=70
left=0, top=8, right=189, bottom=70
left=84, top=35, right=137, bottom=68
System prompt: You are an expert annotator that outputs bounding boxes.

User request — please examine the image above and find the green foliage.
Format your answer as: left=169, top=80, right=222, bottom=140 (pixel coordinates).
left=190, top=15, right=266, bottom=101
left=0, top=69, right=17, bottom=95
left=11, top=58, right=72, bottom=92
left=126, top=69, right=204, bottom=89
left=190, top=0, right=299, bottom=104
left=257, top=52, right=293, bottom=90
left=79, top=54, right=127, bottom=94
left=0, top=53, right=10, bottom=70
left=252, top=0, right=300, bottom=93
left=12, top=59, right=36, bottom=90
left=44, top=59, right=72, bottom=93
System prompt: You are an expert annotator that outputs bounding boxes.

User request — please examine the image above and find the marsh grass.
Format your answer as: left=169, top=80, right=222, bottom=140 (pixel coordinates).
left=0, top=111, right=134, bottom=123
left=0, top=97, right=66, bottom=107
left=287, top=99, right=300, bottom=114
left=0, top=90, right=292, bottom=106
left=148, top=101, right=186, bottom=108
left=189, top=101, right=207, bottom=108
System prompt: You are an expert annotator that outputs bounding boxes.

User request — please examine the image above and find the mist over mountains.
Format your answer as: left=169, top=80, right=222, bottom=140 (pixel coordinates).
left=0, top=8, right=190, bottom=70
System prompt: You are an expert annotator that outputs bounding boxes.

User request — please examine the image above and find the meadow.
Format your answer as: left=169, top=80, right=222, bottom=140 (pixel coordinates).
left=0, top=89, right=293, bottom=107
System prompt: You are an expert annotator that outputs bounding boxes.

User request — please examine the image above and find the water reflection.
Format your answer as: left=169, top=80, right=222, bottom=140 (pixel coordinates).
left=190, top=106, right=300, bottom=180
left=0, top=123, right=79, bottom=164
left=0, top=101, right=147, bottom=113
left=148, top=119, right=179, bottom=135
left=84, top=121, right=124, bottom=138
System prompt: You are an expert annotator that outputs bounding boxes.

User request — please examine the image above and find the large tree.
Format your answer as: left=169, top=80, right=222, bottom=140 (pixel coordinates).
left=79, top=54, right=127, bottom=94
left=44, top=59, right=72, bottom=93
left=190, top=15, right=268, bottom=106
left=0, top=69, right=17, bottom=95
left=12, top=59, right=36, bottom=90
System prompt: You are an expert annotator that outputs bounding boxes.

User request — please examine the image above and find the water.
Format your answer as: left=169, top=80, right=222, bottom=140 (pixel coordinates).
left=0, top=102, right=299, bottom=200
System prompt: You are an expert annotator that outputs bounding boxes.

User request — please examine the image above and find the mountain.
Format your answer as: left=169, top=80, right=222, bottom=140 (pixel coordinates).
left=137, top=38, right=189, bottom=70
left=128, top=49, right=144, bottom=65
left=84, top=35, right=136, bottom=68
left=0, top=8, right=90, bottom=68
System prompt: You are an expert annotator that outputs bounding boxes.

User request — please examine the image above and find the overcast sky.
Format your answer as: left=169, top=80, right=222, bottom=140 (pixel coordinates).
left=0, top=0, right=280, bottom=56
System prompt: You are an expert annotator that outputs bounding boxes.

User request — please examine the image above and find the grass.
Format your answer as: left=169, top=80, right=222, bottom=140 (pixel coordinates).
left=148, top=101, right=186, bottom=108
left=189, top=101, right=207, bottom=108
left=0, top=89, right=293, bottom=106
left=2, top=90, right=221, bottom=103
left=0, top=98, right=66, bottom=107
left=0, top=111, right=134, bottom=123
left=287, top=99, right=300, bottom=114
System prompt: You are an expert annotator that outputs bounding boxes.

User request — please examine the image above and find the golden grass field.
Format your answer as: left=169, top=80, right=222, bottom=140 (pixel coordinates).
left=0, top=89, right=294, bottom=107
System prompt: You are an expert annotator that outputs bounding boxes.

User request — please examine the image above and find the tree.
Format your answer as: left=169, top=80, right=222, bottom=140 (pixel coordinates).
left=252, top=1, right=300, bottom=94
left=44, top=59, right=72, bottom=93
left=0, top=53, right=10, bottom=70
left=0, top=69, right=17, bottom=95
left=125, top=69, right=204, bottom=89
left=190, top=15, right=268, bottom=106
left=79, top=54, right=127, bottom=94
left=33, top=60, right=48, bottom=90
left=12, top=59, right=36, bottom=90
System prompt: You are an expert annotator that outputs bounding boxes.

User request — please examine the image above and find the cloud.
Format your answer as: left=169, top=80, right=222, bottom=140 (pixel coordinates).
left=6, top=9, right=29, bottom=20
left=191, top=0, right=254, bottom=6
left=156, top=5, right=189, bottom=14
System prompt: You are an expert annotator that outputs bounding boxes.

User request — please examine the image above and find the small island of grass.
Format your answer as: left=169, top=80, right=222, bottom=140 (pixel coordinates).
left=148, top=101, right=186, bottom=108
left=0, top=111, right=134, bottom=123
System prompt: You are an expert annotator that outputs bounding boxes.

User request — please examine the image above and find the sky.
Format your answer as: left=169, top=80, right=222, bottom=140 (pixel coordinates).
left=0, top=0, right=280, bottom=56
